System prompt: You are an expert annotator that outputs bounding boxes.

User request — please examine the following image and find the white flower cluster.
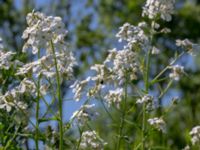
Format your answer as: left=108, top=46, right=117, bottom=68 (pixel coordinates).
left=22, top=11, right=67, bottom=54
left=176, top=39, right=199, bottom=55
left=142, top=0, right=175, bottom=22
left=169, top=65, right=184, bottom=81
left=70, top=77, right=91, bottom=101
left=136, top=94, right=154, bottom=110
left=0, top=86, right=28, bottom=112
left=70, top=104, right=97, bottom=125
left=71, top=23, right=139, bottom=108
left=0, top=39, right=21, bottom=70
left=112, top=49, right=138, bottom=82
left=0, top=38, right=28, bottom=112
left=189, top=126, right=200, bottom=145
left=16, top=11, right=76, bottom=97
left=104, top=88, right=123, bottom=108
left=80, top=130, right=106, bottom=150
left=148, top=117, right=166, bottom=133
left=16, top=52, right=76, bottom=80
left=0, top=51, right=16, bottom=70
left=116, top=22, right=149, bottom=51
left=182, top=145, right=190, bottom=150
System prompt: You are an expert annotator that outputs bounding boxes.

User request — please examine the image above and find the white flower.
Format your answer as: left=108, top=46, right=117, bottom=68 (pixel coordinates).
left=189, top=126, right=200, bottom=145
left=17, top=51, right=76, bottom=82
left=136, top=94, right=153, bottom=104
left=70, top=104, right=97, bottom=125
left=151, top=46, right=160, bottom=55
left=182, top=145, right=190, bottom=150
left=22, top=11, right=68, bottom=54
left=148, top=117, right=166, bottom=133
left=0, top=51, right=16, bottom=70
left=104, top=88, right=123, bottom=108
left=18, top=78, right=36, bottom=94
left=142, top=0, right=175, bottom=22
left=116, top=22, right=149, bottom=50
left=151, top=21, right=160, bottom=29
left=176, top=39, right=199, bottom=55
left=15, top=61, right=39, bottom=76
left=80, top=130, right=106, bottom=150
left=136, top=94, right=154, bottom=110
left=87, top=64, right=112, bottom=97
left=0, top=88, right=27, bottom=112
left=169, top=65, right=184, bottom=81
left=70, top=77, right=91, bottom=101
left=113, top=49, right=138, bottom=82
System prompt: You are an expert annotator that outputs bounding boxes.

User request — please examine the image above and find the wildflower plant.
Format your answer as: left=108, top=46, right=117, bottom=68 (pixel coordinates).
left=0, top=0, right=199, bottom=150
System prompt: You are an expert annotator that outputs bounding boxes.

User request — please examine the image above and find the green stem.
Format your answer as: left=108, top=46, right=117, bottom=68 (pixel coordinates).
left=145, top=49, right=152, bottom=93
left=151, top=52, right=185, bottom=84
left=116, top=76, right=128, bottom=150
left=50, top=40, right=64, bottom=150
left=142, top=43, right=152, bottom=150
left=76, top=125, right=84, bottom=150
left=99, top=95, right=115, bottom=122
left=35, top=51, right=41, bottom=150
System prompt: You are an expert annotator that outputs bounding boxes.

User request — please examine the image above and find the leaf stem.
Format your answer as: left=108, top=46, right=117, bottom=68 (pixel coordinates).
left=50, top=40, right=64, bottom=150
left=116, top=76, right=128, bottom=150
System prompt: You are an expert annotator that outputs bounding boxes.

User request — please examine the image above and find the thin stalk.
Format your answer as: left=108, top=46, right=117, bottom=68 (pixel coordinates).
left=35, top=51, right=41, bottom=150
left=145, top=49, right=152, bottom=93
left=98, top=95, right=115, bottom=122
left=116, top=76, right=128, bottom=150
left=50, top=40, right=64, bottom=150
left=76, top=125, right=84, bottom=150
left=142, top=48, right=152, bottom=150
left=151, top=52, right=185, bottom=83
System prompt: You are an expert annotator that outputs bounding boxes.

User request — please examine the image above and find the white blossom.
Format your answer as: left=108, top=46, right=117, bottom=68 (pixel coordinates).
left=70, top=104, right=97, bottom=125
left=112, top=49, right=138, bottom=82
left=169, top=65, right=184, bottom=81
left=152, top=46, right=160, bottom=55
left=142, top=0, right=175, bottom=22
left=18, top=78, right=36, bottom=94
left=136, top=94, right=153, bottom=104
left=0, top=88, right=27, bottom=112
left=80, top=130, right=106, bottom=150
left=104, top=88, right=123, bottom=108
left=182, top=145, right=190, bottom=150
left=0, top=51, right=16, bottom=70
left=189, top=126, right=200, bottom=145
left=136, top=94, right=154, bottom=110
left=116, top=22, right=149, bottom=51
left=176, top=39, right=199, bottom=55
left=148, top=117, right=166, bottom=133
left=70, top=77, right=91, bottom=101
left=87, top=64, right=112, bottom=97
left=22, top=11, right=68, bottom=54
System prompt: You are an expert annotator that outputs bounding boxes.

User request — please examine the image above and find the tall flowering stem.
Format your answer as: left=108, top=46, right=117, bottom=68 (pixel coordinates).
left=50, top=40, right=64, bottom=150
left=116, top=76, right=128, bottom=150
left=35, top=50, right=41, bottom=150
left=142, top=30, right=153, bottom=149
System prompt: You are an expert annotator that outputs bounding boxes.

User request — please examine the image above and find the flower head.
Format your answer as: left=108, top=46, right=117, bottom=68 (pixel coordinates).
left=142, top=0, right=175, bottom=22
left=104, top=88, right=123, bottom=108
left=22, top=11, right=68, bottom=54
left=190, top=126, right=200, bottom=145
left=148, top=117, right=166, bottom=133
left=169, top=65, right=184, bottom=81
left=70, top=104, right=97, bottom=125
left=176, top=39, right=199, bottom=55
left=80, top=130, right=106, bottom=150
